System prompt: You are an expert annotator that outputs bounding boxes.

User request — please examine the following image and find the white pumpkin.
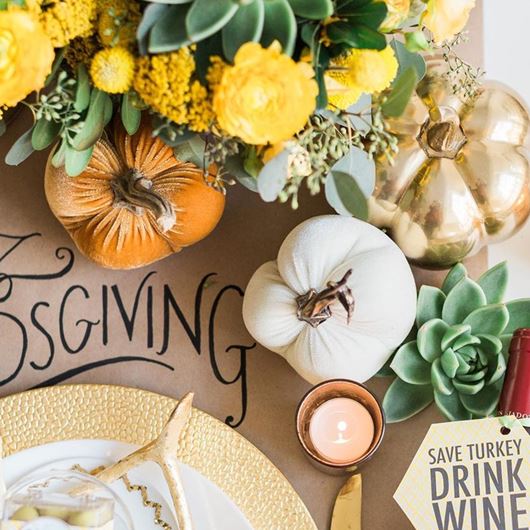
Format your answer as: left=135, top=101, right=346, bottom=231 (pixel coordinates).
left=242, top=215, right=417, bottom=384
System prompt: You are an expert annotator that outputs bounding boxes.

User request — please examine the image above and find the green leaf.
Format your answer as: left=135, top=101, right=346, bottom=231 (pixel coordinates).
left=431, top=358, right=453, bottom=395
left=51, top=140, right=66, bottom=168
left=486, top=353, right=506, bottom=385
left=458, top=368, right=487, bottom=383
left=224, top=155, right=258, bottom=192
left=390, top=341, right=432, bottom=384
left=31, top=118, right=61, bottom=151
left=441, top=324, right=471, bottom=351
left=44, top=48, right=65, bottom=87
left=416, top=286, right=445, bottom=328
left=326, top=171, right=369, bottom=220
left=257, top=149, right=290, bottom=202
left=476, top=334, right=502, bottom=355
left=222, top=0, right=265, bottom=62
left=287, top=0, right=333, bottom=19
left=261, top=0, right=297, bottom=56
left=5, top=128, right=34, bottom=166
left=503, top=299, right=530, bottom=334
left=342, top=2, right=387, bottom=28
left=137, top=3, right=170, bottom=55
left=440, top=348, right=459, bottom=378
left=417, top=319, right=449, bottom=362
left=149, top=4, right=191, bottom=53
left=453, top=379, right=485, bottom=396
left=435, top=391, right=472, bottom=421
left=382, top=66, right=418, bottom=118
left=459, top=379, right=503, bottom=417
left=441, top=277, right=486, bottom=325
left=404, top=30, right=430, bottom=53
left=146, top=0, right=193, bottom=3
left=326, top=21, right=386, bottom=50
left=390, top=39, right=426, bottom=80
left=121, top=93, right=142, bottom=135
left=72, top=88, right=106, bottom=151
left=383, top=378, right=433, bottom=423
left=452, top=332, right=480, bottom=351
left=173, top=135, right=205, bottom=166
left=455, top=353, right=471, bottom=375
left=74, top=64, right=91, bottom=112
left=65, top=143, right=93, bottom=177
left=103, top=92, right=113, bottom=127
left=463, top=304, right=509, bottom=336
left=314, top=40, right=330, bottom=109
left=477, top=262, right=508, bottom=304
left=186, top=0, right=238, bottom=43
left=441, top=263, right=467, bottom=295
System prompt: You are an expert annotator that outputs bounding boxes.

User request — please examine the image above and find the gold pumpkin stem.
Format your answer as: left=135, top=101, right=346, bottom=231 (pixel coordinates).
left=111, top=169, right=176, bottom=233
left=296, top=269, right=355, bottom=328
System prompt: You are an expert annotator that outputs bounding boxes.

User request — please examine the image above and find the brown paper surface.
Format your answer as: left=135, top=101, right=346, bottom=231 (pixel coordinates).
left=0, top=8, right=485, bottom=529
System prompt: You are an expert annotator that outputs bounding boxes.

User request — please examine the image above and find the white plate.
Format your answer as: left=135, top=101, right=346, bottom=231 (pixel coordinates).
left=3, top=440, right=253, bottom=530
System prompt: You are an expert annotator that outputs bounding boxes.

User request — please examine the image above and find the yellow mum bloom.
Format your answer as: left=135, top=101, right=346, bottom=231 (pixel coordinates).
left=98, top=0, right=141, bottom=48
left=39, top=0, right=97, bottom=47
left=90, top=47, right=134, bottom=94
left=213, top=41, right=318, bottom=145
left=423, top=0, right=476, bottom=43
left=0, top=9, right=54, bottom=108
left=134, top=49, right=195, bottom=126
left=187, top=81, right=214, bottom=133
left=381, top=0, right=410, bottom=31
left=325, top=46, right=398, bottom=109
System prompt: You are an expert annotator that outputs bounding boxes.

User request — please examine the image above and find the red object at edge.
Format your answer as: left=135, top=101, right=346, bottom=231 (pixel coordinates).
left=499, top=328, right=530, bottom=423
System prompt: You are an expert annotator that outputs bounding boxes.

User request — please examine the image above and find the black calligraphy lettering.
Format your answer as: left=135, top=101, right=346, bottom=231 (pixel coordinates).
left=147, top=284, right=154, bottom=349
left=30, top=301, right=55, bottom=370
left=0, top=312, right=27, bottom=385
left=102, top=285, right=108, bottom=346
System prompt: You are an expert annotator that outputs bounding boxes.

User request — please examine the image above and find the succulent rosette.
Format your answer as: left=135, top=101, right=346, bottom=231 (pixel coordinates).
left=384, top=261, right=530, bottom=422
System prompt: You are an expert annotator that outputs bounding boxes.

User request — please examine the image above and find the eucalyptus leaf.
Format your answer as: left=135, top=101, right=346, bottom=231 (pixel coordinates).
left=103, top=93, right=113, bottom=126
left=257, top=149, right=290, bottom=202
left=173, top=135, right=205, bottom=166
left=5, top=128, right=34, bottom=166
left=382, top=66, right=418, bottom=118
left=332, top=146, right=375, bottom=196
left=222, top=0, right=265, bottom=62
left=44, top=48, right=65, bottom=87
left=121, top=92, right=142, bottom=135
left=51, top=140, right=66, bottom=168
left=390, top=341, right=432, bottom=385
left=72, top=88, right=106, bottom=151
left=326, top=171, right=369, bottom=220
left=186, top=0, right=238, bottom=43
left=287, top=0, right=333, bottom=19
left=441, top=277, right=486, bottom=325
left=404, top=30, right=430, bottom=53
left=224, top=155, right=258, bottom=192
left=390, top=39, right=426, bottom=80
left=261, top=0, right=297, bottom=56
left=326, top=21, right=386, bottom=50
left=149, top=4, right=191, bottom=53
left=416, top=286, right=445, bottom=328
left=477, top=261, right=508, bottom=304
left=74, top=64, right=91, bottom=112
left=383, top=378, right=433, bottom=423
left=31, top=118, right=61, bottom=151
left=65, top=144, right=94, bottom=177
left=137, top=3, right=170, bottom=55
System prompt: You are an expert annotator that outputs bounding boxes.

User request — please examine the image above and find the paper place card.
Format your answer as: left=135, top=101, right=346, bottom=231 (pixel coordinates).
left=394, top=417, right=529, bottom=530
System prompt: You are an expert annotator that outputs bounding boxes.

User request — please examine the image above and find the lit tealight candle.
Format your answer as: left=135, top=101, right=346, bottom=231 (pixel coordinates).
left=309, top=397, right=375, bottom=464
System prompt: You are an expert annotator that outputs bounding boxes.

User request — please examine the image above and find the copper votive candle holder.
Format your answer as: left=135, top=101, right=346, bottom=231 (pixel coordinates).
left=296, top=379, right=385, bottom=475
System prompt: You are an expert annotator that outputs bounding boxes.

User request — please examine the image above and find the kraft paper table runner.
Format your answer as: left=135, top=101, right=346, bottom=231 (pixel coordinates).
left=0, top=8, right=485, bottom=529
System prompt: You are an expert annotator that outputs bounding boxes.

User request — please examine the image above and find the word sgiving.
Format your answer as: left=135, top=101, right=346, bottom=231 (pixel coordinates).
left=0, top=232, right=254, bottom=427
left=428, top=438, right=528, bottom=530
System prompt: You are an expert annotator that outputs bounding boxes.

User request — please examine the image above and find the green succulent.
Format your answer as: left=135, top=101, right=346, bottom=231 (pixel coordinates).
left=383, top=261, right=530, bottom=423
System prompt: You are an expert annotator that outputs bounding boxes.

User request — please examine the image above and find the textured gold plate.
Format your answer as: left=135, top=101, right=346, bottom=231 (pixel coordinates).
left=0, top=384, right=317, bottom=530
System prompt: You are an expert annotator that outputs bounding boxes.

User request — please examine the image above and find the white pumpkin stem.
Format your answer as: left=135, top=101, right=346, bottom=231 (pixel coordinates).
left=296, top=269, right=355, bottom=328
left=111, top=169, right=176, bottom=233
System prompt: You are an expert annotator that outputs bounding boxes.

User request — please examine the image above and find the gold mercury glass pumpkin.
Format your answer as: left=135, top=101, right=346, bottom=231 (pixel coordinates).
left=370, top=58, right=530, bottom=268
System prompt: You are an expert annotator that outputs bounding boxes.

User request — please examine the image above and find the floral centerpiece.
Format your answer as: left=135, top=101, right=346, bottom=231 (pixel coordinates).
left=1, top=0, right=476, bottom=217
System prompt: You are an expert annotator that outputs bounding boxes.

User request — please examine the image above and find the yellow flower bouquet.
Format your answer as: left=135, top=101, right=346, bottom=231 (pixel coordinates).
left=1, top=0, right=477, bottom=217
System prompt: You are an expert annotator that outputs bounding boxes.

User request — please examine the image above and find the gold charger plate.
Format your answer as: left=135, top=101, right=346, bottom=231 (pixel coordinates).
left=0, top=384, right=317, bottom=530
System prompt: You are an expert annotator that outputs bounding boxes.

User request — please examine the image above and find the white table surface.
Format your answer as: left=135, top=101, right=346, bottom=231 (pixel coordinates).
left=484, top=0, right=530, bottom=298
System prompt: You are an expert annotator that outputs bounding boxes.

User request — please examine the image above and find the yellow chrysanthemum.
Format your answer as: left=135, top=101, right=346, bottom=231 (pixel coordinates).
left=187, top=81, right=214, bottom=133
left=325, top=46, right=398, bottom=109
left=381, top=0, right=410, bottom=31
left=206, top=56, right=227, bottom=90
left=134, top=48, right=204, bottom=130
left=98, top=0, right=141, bottom=48
left=0, top=9, right=54, bottom=108
left=213, top=41, right=318, bottom=145
left=39, top=0, right=97, bottom=47
left=423, top=0, right=476, bottom=43
left=90, top=47, right=134, bottom=94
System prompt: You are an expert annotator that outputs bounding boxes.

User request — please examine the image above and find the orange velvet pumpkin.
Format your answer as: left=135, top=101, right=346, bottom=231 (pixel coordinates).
left=45, top=123, right=225, bottom=269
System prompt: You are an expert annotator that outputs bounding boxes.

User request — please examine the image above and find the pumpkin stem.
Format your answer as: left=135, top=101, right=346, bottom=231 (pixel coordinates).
left=296, top=269, right=355, bottom=328
left=111, top=169, right=176, bottom=233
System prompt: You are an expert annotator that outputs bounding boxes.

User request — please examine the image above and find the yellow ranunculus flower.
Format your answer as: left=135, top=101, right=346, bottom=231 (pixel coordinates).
left=325, top=46, right=398, bottom=110
left=213, top=41, right=318, bottom=145
left=381, top=0, right=410, bottom=32
left=423, top=0, right=476, bottom=43
left=0, top=9, right=54, bottom=108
